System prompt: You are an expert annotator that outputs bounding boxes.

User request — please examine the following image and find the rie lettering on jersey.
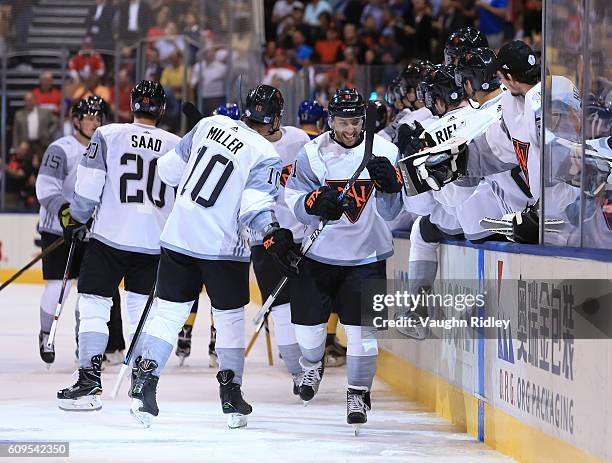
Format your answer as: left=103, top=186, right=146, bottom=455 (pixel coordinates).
left=372, top=315, right=510, bottom=330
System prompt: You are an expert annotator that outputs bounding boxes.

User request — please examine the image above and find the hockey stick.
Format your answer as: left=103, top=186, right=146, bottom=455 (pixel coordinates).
left=249, top=103, right=378, bottom=332
left=182, top=101, right=204, bottom=125
left=0, top=237, right=64, bottom=293
left=46, top=240, right=77, bottom=348
left=110, top=284, right=156, bottom=399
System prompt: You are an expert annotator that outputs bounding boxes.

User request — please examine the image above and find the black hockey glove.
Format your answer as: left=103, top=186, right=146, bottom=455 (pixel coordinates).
left=366, top=156, right=403, bottom=193
left=58, top=203, right=88, bottom=243
left=263, top=225, right=301, bottom=278
left=397, top=121, right=435, bottom=157
left=304, top=186, right=357, bottom=221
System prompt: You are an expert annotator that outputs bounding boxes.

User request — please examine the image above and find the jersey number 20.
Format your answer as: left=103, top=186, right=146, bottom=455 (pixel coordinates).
left=180, top=145, right=234, bottom=207
left=119, top=153, right=167, bottom=208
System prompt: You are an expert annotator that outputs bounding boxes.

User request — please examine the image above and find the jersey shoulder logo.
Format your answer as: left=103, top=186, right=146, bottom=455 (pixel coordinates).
left=325, top=179, right=375, bottom=224
left=512, top=138, right=530, bottom=186
left=280, top=163, right=293, bottom=187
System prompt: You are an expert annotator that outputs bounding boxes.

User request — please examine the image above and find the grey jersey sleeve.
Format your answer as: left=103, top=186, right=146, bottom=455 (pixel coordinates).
left=158, top=123, right=201, bottom=186
left=36, top=144, right=69, bottom=216
left=284, top=147, right=322, bottom=227
left=71, top=129, right=108, bottom=223
left=239, top=155, right=281, bottom=233
left=466, top=128, right=517, bottom=178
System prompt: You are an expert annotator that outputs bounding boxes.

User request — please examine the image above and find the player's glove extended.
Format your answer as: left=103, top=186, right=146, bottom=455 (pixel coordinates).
left=479, top=204, right=565, bottom=244
left=304, top=186, right=357, bottom=221
left=366, top=156, right=403, bottom=193
left=397, top=121, right=435, bottom=157
left=262, top=224, right=301, bottom=277
left=58, top=203, right=88, bottom=243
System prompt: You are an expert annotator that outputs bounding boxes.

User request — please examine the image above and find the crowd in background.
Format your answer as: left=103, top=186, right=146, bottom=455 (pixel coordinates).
left=0, top=0, right=543, bottom=210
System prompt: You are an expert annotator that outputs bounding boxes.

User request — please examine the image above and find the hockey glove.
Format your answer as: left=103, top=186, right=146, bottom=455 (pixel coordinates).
left=263, top=225, right=301, bottom=277
left=366, top=156, right=403, bottom=193
left=58, top=203, right=88, bottom=243
left=397, top=121, right=435, bottom=157
left=304, top=186, right=357, bottom=221
left=479, top=204, right=565, bottom=244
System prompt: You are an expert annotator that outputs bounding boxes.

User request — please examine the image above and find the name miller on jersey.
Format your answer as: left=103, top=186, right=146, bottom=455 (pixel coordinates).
left=131, top=134, right=163, bottom=152
left=206, top=125, right=245, bottom=155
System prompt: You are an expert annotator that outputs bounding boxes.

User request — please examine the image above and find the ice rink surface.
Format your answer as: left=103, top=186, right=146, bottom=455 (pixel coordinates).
left=0, top=284, right=515, bottom=463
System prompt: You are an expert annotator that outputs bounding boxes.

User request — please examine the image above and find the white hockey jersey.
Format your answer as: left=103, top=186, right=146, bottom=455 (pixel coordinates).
left=249, top=126, right=311, bottom=245
left=285, top=132, right=402, bottom=266
left=158, top=115, right=281, bottom=261
left=36, top=135, right=87, bottom=235
left=71, top=122, right=180, bottom=254
left=379, top=107, right=432, bottom=144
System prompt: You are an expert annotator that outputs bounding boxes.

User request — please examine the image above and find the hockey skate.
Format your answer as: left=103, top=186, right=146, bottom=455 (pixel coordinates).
left=39, top=330, right=55, bottom=365
left=298, top=357, right=325, bottom=405
left=291, top=372, right=303, bottom=396
left=175, top=324, right=192, bottom=366
left=57, top=355, right=103, bottom=411
left=208, top=325, right=218, bottom=368
left=130, top=358, right=159, bottom=428
left=347, top=385, right=371, bottom=436
left=324, top=336, right=347, bottom=367
left=127, top=356, right=141, bottom=398
left=216, top=370, right=252, bottom=429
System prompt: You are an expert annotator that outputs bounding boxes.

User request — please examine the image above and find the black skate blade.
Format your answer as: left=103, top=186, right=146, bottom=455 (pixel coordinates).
left=130, top=399, right=154, bottom=428
left=58, top=395, right=102, bottom=412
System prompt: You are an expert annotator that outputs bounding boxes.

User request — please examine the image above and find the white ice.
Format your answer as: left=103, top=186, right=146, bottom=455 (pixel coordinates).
left=0, top=284, right=515, bottom=463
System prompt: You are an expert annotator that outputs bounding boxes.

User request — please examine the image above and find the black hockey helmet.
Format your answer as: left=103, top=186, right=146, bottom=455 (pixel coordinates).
left=72, top=96, right=107, bottom=120
left=455, top=47, right=501, bottom=93
left=372, top=100, right=389, bottom=132
left=425, top=64, right=465, bottom=113
left=243, top=84, right=284, bottom=131
left=444, top=27, right=489, bottom=65
left=497, top=40, right=541, bottom=85
left=328, top=88, right=366, bottom=118
left=130, top=80, right=166, bottom=120
left=398, top=60, right=434, bottom=98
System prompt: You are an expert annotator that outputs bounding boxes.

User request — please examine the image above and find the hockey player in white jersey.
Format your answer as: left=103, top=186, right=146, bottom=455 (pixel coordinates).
left=241, top=85, right=312, bottom=393
left=57, top=81, right=180, bottom=411
left=129, top=89, right=296, bottom=429
left=443, top=27, right=489, bottom=66
left=284, top=89, right=403, bottom=431
left=380, top=61, right=434, bottom=144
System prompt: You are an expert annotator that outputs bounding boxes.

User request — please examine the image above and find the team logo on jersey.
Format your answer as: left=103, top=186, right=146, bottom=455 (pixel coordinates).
left=325, top=179, right=375, bottom=224
left=280, top=163, right=293, bottom=187
left=512, top=138, right=530, bottom=186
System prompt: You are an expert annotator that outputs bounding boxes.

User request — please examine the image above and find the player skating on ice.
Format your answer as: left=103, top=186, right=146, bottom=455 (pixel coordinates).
left=35, top=97, right=124, bottom=365
left=129, top=85, right=297, bottom=429
left=244, top=85, right=312, bottom=394
left=285, top=88, right=403, bottom=434
left=56, top=81, right=180, bottom=411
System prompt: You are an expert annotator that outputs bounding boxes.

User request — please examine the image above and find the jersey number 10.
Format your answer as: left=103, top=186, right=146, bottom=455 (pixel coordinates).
left=180, top=145, right=234, bottom=207
left=119, top=153, right=167, bottom=208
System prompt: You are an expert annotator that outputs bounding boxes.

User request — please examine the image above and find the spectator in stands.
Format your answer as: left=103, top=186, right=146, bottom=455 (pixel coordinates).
left=290, top=30, right=314, bottom=68
left=522, top=0, right=542, bottom=45
left=476, top=0, right=509, bottom=49
left=12, top=93, right=57, bottom=157
left=263, top=47, right=297, bottom=86
left=144, top=47, right=164, bottom=82
left=0, top=3, right=10, bottom=57
left=272, top=0, right=304, bottom=39
left=85, top=0, right=116, bottom=50
left=314, top=26, right=343, bottom=64
left=160, top=50, right=190, bottom=104
left=146, top=6, right=171, bottom=46
left=263, top=41, right=278, bottom=70
left=303, top=0, right=333, bottom=27
left=334, top=0, right=364, bottom=26
left=111, top=69, right=133, bottom=123
left=2, top=142, right=33, bottom=208
left=32, top=72, right=62, bottom=116
left=154, top=21, right=186, bottom=62
left=116, top=0, right=153, bottom=45
left=402, top=0, right=434, bottom=60
left=360, top=0, right=386, bottom=32
left=433, top=0, right=471, bottom=55
left=69, top=37, right=106, bottom=83
left=183, top=10, right=201, bottom=65
left=191, top=46, right=227, bottom=116
left=70, top=75, right=112, bottom=108
left=359, top=14, right=380, bottom=51
left=341, top=23, right=364, bottom=61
